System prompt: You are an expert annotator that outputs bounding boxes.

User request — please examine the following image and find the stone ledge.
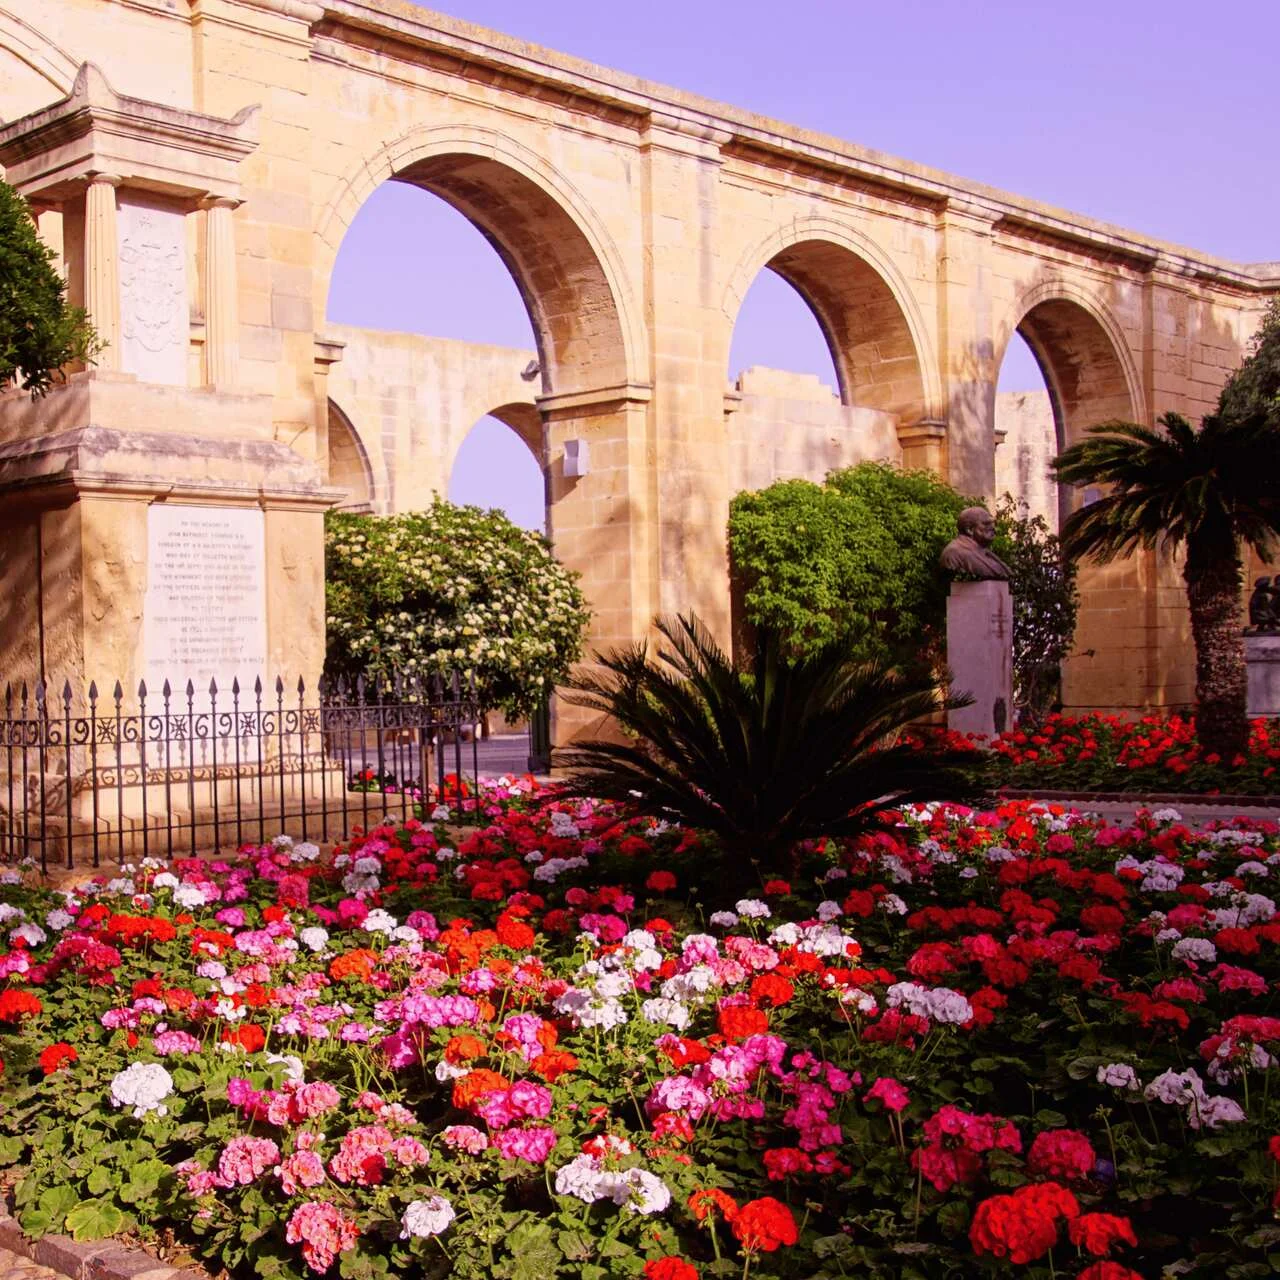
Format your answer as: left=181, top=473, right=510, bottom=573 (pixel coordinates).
left=0, top=1213, right=205, bottom=1280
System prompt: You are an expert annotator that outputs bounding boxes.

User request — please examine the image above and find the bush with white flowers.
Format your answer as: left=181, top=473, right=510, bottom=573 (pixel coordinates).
left=324, top=501, right=591, bottom=719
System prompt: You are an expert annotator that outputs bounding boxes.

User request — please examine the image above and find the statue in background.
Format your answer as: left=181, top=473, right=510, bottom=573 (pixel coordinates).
left=940, top=506, right=1012, bottom=581
left=1247, top=576, right=1280, bottom=633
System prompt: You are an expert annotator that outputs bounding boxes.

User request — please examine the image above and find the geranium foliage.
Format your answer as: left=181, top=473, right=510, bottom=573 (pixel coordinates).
left=2, top=793, right=1280, bottom=1277
left=324, top=502, right=590, bottom=718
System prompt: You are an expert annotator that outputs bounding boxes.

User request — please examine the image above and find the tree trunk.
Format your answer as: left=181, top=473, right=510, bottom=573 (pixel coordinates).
left=1184, top=546, right=1247, bottom=761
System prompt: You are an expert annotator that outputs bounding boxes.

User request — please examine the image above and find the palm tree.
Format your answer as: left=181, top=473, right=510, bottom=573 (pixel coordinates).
left=1052, top=409, right=1280, bottom=760
left=555, top=613, right=986, bottom=889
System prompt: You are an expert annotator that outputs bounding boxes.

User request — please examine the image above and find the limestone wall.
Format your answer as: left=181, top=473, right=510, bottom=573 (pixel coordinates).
left=729, top=367, right=900, bottom=492
left=324, top=326, right=539, bottom=515
left=0, top=0, right=1274, bottom=723
left=994, top=390, right=1058, bottom=531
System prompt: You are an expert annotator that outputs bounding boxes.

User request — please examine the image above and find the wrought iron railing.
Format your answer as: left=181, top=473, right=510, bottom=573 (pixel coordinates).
left=0, top=671, right=482, bottom=871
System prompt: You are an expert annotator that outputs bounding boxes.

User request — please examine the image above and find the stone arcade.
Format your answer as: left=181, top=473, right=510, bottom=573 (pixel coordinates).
left=0, top=0, right=1276, bottom=737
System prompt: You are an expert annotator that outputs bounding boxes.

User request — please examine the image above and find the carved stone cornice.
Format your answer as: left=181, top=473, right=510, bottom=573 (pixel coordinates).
left=0, top=62, right=259, bottom=203
left=536, top=381, right=652, bottom=421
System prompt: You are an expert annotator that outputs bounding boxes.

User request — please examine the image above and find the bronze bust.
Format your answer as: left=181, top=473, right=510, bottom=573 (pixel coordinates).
left=940, top=507, right=1012, bottom=581
left=1247, top=576, right=1280, bottom=634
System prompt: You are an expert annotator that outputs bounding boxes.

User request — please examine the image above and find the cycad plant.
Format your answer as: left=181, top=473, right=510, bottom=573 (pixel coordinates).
left=555, top=614, right=985, bottom=887
left=1053, top=410, right=1280, bottom=761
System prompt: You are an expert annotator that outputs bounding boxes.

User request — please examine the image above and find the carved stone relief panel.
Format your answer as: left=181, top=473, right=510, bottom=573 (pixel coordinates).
left=118, top=195, right=188, bottom=386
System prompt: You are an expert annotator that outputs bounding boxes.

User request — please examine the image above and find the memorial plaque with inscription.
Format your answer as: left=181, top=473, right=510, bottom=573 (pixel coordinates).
left=144, top=505, right=268, bottom=694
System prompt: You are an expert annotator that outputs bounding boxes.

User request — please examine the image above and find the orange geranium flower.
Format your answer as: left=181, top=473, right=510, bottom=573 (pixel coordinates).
left=329, top=949, right=379, bottom=982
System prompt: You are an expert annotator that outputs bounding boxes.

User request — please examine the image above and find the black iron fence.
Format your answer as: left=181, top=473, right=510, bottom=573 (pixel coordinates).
left=0, top=672, right=482, bottom=871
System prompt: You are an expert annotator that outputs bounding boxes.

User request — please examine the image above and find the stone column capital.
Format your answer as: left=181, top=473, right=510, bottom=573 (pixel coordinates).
left=85, top=172, right=124, bottom=189
left=199, top=194, right=242, bottom=212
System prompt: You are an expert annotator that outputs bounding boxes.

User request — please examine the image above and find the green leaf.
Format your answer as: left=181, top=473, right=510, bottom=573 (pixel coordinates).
left=37, top=1184, right=78, bottom=1228
left=86, top=1166, right=115, bottom=1196
left=64, top=1200, right=125, bottom=1242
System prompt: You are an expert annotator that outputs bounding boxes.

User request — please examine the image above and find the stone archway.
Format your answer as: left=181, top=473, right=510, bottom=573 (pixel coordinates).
left=995, top=283, right=1153, bottom=711
left=317, top=133, right=655, bottom=741
left=326, top=398, right=376, bottom=513
left=722, top=218, right=939, bottom=426
left=316, top=128, right=645, bottom=399
left=447, top=401, right=547, bottom=536
left=996, top=283, right=1144, bottom=526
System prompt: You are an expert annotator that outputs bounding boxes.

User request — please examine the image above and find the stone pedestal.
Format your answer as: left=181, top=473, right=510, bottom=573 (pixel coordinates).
left=1246, top=634, right=1280, bottom=719
left=946, top=579, right=1013, bottom=738
left=0, top=373, right=342, bottom=694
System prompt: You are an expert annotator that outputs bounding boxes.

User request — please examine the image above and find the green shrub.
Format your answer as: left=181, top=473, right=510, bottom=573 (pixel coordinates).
left=728, top=462, right=968, bottom=666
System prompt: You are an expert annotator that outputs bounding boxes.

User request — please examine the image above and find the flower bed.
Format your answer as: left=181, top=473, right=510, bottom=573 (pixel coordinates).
left=911, top=714, right=1280, bottom=797
left=2, top=792, right=1280, bottom=1278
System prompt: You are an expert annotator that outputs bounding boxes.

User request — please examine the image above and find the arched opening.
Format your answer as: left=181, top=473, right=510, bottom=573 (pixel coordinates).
left=996, top=290, right=1146, bottom=712
left=734, top=238, right=928, bottom=421
left=729, top=267, right=842, bottom=395
left=723, top=234, right=930, bottom=500
left=994, top=331, right=1062, bottom=531
left=448, top=404, right=546, bottom=535
left=322, top=146, right=633, bottom=399
left=996, top=294, right=1139, bottom=534
left=326, top=398, right=375, bottom=513
left=322, top=143, right=636, bottom=759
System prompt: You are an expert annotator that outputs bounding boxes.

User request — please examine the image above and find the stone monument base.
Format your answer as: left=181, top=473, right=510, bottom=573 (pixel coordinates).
left=946, top=580, right=1013, bottom=738
left=1246, top=634, right=1280, bottom=719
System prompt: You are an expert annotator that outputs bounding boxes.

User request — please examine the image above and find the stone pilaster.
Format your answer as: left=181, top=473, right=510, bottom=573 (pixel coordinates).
left=202, top=196, right=240, bottom=389
left=84, top=174, right=122, bottom=371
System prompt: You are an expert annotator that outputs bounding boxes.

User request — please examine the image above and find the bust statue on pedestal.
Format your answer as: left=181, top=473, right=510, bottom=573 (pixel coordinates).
left=940, top=506, right=1013, bottom=737
left=940, top=507, right=1012, bottom=581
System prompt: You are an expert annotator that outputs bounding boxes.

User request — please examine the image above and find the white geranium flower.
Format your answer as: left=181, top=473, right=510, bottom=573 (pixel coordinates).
left=299, top=927, right=329, bottom=952
left=110, top=1062, right=174, bottom=1118
left=401, top=1196, right=455, bottom=1239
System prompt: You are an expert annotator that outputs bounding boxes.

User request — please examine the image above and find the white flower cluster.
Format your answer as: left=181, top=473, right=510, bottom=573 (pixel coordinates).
left=342, top=855, right=382, bottom=897
left=1144, top=1067, right=1247, bottom=1130
left=533, top=855, right=589, bottom=883
left=1170, top=937, right=1217, bottom=965
left=1096, top=1062, right=1141, bottom=1092
left=549, top=811, right=581, bottom=839
left=767, top=920, right=857, bottom=957
left=885, top=981, right=973, bottom=1025
left=400, top=1196, right=455, bottom=1239
left=110, top=1062, right=175, bottom=1118
left=553, top=1154, right=671, bottom=1214
left=1209, top=893, right=1276, bottom=930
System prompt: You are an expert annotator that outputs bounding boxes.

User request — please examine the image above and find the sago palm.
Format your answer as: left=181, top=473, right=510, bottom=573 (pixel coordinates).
left=1052, top=410, right=1280, bottom=760
left=555, top=613, right=985, bottom=887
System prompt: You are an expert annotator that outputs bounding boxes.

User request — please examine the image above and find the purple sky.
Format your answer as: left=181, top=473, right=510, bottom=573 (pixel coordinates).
left=327, top=0, right=1278, bottom=529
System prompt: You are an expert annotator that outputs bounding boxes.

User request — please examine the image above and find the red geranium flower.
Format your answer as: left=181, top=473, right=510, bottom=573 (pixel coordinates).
left=0, top=990, right=42, bottom=1022
left=1027, top=1129, right=1096, bottom=1182
left=732, top=1197, right=798, bottom=1253
left=39, top=1042, right=77, bottom=1074
left=643, top=1258, right=697, bottom=1280
left=1068, top=1213, right=1138, bottom=1257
